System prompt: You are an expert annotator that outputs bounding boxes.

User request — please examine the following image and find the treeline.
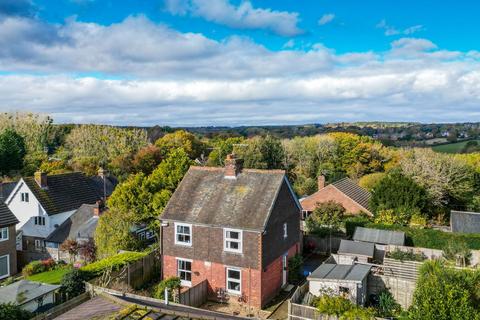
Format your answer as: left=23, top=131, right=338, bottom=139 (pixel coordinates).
left=2, top=113, right=480, bottom=217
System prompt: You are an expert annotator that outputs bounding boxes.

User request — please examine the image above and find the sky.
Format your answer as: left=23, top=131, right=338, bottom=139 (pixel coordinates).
left=0, top=0, right=480, bottom=126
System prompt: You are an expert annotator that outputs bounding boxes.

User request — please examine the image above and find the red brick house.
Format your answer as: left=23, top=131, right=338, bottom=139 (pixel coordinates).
left=300, top=176, right=372, bottom=219
left=161, top=155, right=301, bottom=308
left=0, top=203, right=19, bottom=279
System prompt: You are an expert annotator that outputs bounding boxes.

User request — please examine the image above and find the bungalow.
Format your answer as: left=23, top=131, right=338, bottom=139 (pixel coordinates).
left=0, top=280, right=60, bottom=312
left=161, top=154, right=302, bottom=309
left=300, top=176, right=372, bottom=220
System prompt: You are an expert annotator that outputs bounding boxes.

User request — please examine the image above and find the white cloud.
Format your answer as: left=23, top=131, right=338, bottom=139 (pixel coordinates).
left=164, top=0, right=303, bottom=37
left=0, top=15, right=479, bottom=125
left=377, top=19, right=424, bottom=36
left=318, top=13, right=335, bottom=26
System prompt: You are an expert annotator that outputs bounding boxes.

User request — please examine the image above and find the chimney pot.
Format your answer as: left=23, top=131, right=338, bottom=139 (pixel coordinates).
left=317, top=175, right=325, bottom=190
left=224, top=153, right=242, bottom=179
left=34, top=171, right=48, bottom=189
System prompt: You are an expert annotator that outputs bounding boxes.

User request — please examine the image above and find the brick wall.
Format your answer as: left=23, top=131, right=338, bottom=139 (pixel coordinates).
left=300, top=185, right=370, bottom=215
left=0, top=225, right=17, bottom=276
left=261, top=243, right=299, bottom=304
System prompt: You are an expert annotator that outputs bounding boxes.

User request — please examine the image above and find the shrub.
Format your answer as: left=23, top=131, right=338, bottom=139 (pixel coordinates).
left=376, top=290, right=401, bottom=317
left=443, top=239, right=472, bottom=267
left=153, top=277, right=181, bottom=301
left=306, top=201, right=345, bottom=236
left=80, top=251, right=148, bottom=278
left=60, top=269, right=86, bottom=299
left=0, top=303, right=32, bottom=320
left=340, top=306, right=375, bottom=320
left=315, top=294, right=353, bottom=316
left=374, top=209, right=408, bottom=225
left=409, top=213, right=427, bottom=228
left=22, top=258, right=57, bottom=277
left=288, top=254, right=303, bottom=284
left=387, top=248, right=426, bottom=262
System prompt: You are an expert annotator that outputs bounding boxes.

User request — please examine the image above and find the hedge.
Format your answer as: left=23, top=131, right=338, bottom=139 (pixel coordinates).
left=347, top=221, right=480, bottom=250
left=80, top=251, right=148, bottom=277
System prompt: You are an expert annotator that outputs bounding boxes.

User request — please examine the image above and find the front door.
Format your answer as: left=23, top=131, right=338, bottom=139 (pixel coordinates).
left=282, top=253, right=288, bottom=287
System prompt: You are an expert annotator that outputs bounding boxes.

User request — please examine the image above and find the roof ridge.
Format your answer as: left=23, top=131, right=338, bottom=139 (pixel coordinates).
left=190, top=166, right=285, bottom=174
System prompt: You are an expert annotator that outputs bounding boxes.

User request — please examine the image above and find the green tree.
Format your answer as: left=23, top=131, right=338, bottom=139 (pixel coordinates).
left=358, top=172, right=386, bottom=192
left=206, top=137, right=245, bottom=166
left=306, top=201, right=345, bottom=236
left=0, top=303, right=32, bottom=320
left=370, top=172, right=429, bottom=218
left=236, top=135, right=285, bottom=170
left=409, top=260, right=480, bottom=320
left=94, top=209, right=141, bottom=257
left=60, top=269, right=86, bottom=299
left=0, top=128, right=26, bottom=175
left=132, top=144, right=163, bottom=174
left=155, top=130, right=204, bottom=159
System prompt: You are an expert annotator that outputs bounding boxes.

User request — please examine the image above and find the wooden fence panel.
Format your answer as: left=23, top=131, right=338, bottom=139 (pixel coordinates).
left=179, top=280, right=208, bottom=307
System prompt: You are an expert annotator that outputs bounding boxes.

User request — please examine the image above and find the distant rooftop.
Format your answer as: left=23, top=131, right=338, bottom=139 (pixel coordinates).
left=353, top=226, right=405, bottom=246
left=331, top=178, right=371, bottom=212
left=308, top=264, right=371, bottom=282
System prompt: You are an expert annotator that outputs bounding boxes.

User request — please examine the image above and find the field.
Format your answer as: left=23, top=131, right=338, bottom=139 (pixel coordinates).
left=432, top=140, right=480, bottom=153
left=27, top=267, right=71, bottom=284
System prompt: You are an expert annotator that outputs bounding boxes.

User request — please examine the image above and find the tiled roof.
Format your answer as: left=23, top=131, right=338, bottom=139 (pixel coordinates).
left=89, top=175, right=119, bottom=199
left=353, top=227, right=405, bottom=245
left=338, top=239, right=374, bottom=258
left=0, top=202, right=18, bottom=227
left=0, top=182, right=16, bottom=202
left=161, top=166, right=287, bottom=231
left=45, top=204, right=97, bottom=243
left=23, top=172, right=101, bottom=215
left=331, top=178, right=371, bottom=211
left=308, top=263, right=371, bottom=282
left=451, top=210, right=480, bottom=234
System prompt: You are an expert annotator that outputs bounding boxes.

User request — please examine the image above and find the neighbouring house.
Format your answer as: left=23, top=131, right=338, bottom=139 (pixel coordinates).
left=450, top=210, right=480, bottom=234
left=337, top=239, right=374, bottom=264
left=0, top=202, right=19, bottom=279
left=161, top=154, right=302, bottom=309
left=300, top=176, right=372, bottom=220
left=5, top=171, right=109, bottom=264
left=0, top=280, right=60, bottom=312
left=307, top=263, right=371, bottom=306
left=44, top=203, right=103, bottom=261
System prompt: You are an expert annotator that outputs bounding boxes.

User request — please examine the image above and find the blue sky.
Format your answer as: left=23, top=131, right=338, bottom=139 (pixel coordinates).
left=0, top=0, right=479, bottom=126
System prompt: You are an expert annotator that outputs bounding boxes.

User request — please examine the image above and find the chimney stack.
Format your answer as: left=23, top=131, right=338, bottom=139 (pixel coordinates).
left=93, top=200, right=104, bottom=216
left=224, top=154, right=242, bottom=179
left=34, top=171, right=48, bottom=189
left=317, top=175, right=325, bottom=190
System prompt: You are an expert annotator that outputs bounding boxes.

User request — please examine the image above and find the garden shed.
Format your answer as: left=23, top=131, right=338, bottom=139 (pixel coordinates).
left=451, top=210, right=480, bottom=234
left=307, top=263, right=371, bottom=306
left=337, top=239, right=374, bottom=263
left=353, top=227, right=405, bottom=246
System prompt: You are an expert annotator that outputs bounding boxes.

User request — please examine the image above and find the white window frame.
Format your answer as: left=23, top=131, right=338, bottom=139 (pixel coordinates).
left=224, top=228, right=243, bottom=253
left=174, top=223, right=192, bottom=246
left=283, top=223, right=288, bottom=239
left=176, top=258, right=192, bottom=287
left=226, top=267, right=242, bottom=295
left=34, top=239, right=44, bottom=250
left=21, top=192, right=29, bottom=202
left=0, top=254, right=10, bottom=280
left=0, top=227, right=8, bottom=242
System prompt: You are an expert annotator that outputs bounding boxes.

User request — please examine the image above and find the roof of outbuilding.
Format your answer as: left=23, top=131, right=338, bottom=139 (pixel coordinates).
left=451, top=210, right=480, bottom=234
left=161, top=166, right=289, bottom=231
left=338, top=239, right=374, bottom=258
left=21, top=172, right=101, bottom=215
left=0, top=202, right=18, bottom=227
left=308, top=263, right=371, bottom=282
left=331, top=178, right=371, bottom=212
left=45, top=204, right=97, bottom=243
left=353, top=227, right=405, bottom=245
left=0, top=280, right=60, bottom=305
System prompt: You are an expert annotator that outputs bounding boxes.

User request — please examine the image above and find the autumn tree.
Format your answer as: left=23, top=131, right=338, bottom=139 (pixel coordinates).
left=60, top=239, right=80, bottom=263
left=236, top=135, right=285, bottom=170
left=155, top=130, right=205, bottom=159
left=132, top=144, right=163, bottom=174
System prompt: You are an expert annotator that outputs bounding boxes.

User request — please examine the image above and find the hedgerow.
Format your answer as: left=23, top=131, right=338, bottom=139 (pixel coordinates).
left=80, top=251, right=148, bottom=277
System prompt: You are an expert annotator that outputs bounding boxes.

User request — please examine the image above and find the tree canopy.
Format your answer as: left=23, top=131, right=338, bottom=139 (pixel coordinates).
left=0, top=128, right=26, bottom=175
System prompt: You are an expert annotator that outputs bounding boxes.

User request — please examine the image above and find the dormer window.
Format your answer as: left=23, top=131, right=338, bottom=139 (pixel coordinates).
left=175, top=223, right=192, bottom=246
left=224, top=228, right=242, bottom=253
left=34, top=216, right=45, bottom=226
left=21, top=192, right=29, bottom=202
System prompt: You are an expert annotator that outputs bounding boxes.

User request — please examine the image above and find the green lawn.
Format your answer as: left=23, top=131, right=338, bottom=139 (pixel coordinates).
left=431, top=140, right=480, bottom=153
left=27, top=267, right=71, bottom=284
